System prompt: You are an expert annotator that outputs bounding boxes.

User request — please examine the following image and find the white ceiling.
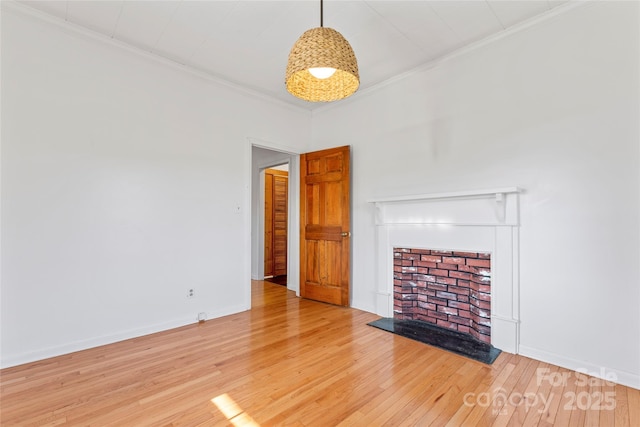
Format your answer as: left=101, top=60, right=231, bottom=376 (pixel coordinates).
left=17, top=0, right=572, bottom=110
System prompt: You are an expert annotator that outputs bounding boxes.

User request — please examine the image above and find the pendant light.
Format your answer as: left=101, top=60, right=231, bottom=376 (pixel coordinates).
left=285, top=0, right=359, bottom=102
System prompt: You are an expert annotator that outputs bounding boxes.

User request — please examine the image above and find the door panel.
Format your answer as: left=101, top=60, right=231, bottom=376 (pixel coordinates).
left=273, top=173, right=288, bottom=276
left=264, top=168, right=288, bottom=277
left=300, top=146, right=350, bottom=306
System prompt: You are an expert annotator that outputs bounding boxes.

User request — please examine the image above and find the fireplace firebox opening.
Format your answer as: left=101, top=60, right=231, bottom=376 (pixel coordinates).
left=393, top=248, right=492, bottom=344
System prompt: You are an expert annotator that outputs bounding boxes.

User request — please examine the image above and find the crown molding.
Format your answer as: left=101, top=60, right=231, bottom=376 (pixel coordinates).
left=1, top=0, right=312, bottom=116
left=4, top=0, right=593, bottom=117
left=313, top=0, right=591, bottom=116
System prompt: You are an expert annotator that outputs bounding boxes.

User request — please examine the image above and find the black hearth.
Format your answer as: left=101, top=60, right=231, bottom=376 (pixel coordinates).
left=368, top=317, right=501, bottom=364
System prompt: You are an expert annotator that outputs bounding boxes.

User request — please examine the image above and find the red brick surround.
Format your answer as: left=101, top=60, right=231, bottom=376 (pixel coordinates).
left=393, top=248, right=492, bottom=344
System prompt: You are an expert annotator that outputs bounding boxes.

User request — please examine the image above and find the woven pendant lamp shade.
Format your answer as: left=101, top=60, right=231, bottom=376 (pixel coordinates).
left=285, top=27, right=359, bottom=102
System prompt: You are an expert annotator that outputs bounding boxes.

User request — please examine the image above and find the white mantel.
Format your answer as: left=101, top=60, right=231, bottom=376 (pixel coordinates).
left=370, top=187, right=521, bottom=353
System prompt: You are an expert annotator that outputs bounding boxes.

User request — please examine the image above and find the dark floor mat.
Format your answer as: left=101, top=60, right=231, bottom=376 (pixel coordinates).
left=367, top=318, right=501, bottom=364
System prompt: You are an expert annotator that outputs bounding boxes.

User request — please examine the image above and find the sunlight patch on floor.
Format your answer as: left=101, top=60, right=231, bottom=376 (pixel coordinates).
left=211, top=393, right=260, bottom=426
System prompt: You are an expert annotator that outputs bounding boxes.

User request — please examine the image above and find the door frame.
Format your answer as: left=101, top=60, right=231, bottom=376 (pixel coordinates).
left=245, top=137, right=301, bottom=309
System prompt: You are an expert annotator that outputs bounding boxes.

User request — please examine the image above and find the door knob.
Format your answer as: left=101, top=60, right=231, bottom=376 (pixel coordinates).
left=341, top=231, right=351, bottom=237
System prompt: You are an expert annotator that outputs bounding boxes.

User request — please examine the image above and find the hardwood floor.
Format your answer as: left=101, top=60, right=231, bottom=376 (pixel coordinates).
left=1, top=281, right=639, bottom=426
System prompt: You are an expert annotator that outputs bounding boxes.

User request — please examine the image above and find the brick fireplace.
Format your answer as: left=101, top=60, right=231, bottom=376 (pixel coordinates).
left=371, top=187, right=521, bottom=353
left=393, top=248, right=492, bottom=344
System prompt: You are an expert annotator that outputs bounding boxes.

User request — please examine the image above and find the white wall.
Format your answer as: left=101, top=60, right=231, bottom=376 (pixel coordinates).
left=2, top=0, right=639, bottom=390
left=0, top=6, right=310, bottom=367
left=311, top=2, right=640, bottom=388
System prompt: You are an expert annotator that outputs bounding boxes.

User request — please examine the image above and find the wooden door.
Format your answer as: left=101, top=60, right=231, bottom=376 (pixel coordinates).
left=264, top=169, right=288, bottom=277
left=300, top=146, right=350, bottom=306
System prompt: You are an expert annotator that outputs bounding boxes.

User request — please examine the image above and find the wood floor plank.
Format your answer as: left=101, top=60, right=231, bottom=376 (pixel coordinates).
left=583, top=381, right=601, bottom=427
left=484, top=356, right=532, bottom=427
left=396, top=359, right=482, bottom=426
left=598, top=381, right=616, bottom=427
left=520, top=364, right=559, bottom=427
left=536, top=367, right=571, bottom=427
left=1, top=281, right=638, bottom=426
left=614, top=383, right=630, bottom=427
left=378, top=354, right=466, bottom=426
left=430, top=358, right=508, bottom=426
left=568, top=369, right=590, bottom=426
left=330, top=351, right=451, bottom=426
left=457, top=356, right=521, bottom=426
left=628, top=386, right=640, bottom=426
left=438, top=352, right=514, bottom=427
left=551, top=367, right=580, bottom=427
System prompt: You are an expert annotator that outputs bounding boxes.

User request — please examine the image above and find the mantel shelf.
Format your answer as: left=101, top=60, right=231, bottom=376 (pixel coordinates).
left=368, top=187, right=521, bottom=204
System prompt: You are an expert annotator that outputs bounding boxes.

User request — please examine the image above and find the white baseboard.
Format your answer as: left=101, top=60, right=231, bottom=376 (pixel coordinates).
left=351, top=297, right=376, bottom=316
left=373, top=292, right=391, bottom=317
left=491, top=315, right=519, bottom=354
left=0, top=304, right=247, bottom=369
left=519, top=344, right=640, bottom=390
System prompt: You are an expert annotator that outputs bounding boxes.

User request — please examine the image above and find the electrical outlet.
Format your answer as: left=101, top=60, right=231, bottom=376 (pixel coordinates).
left=187, top=288, right=195, bottom=298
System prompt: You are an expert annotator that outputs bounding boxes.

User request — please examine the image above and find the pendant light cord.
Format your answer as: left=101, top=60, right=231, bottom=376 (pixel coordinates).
left=320, top=0, right=324, bottom=27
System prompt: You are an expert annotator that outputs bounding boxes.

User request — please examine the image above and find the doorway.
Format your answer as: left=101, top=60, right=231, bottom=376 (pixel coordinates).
left=250, top=143, right=300, bottom=296
left=247, top=141, right=351, bottom=307
left=263, top=165, right=288, bottom=286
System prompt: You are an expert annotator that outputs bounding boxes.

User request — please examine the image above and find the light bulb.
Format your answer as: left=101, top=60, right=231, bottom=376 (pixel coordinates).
left=308, top=67, right=336, bottom=79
